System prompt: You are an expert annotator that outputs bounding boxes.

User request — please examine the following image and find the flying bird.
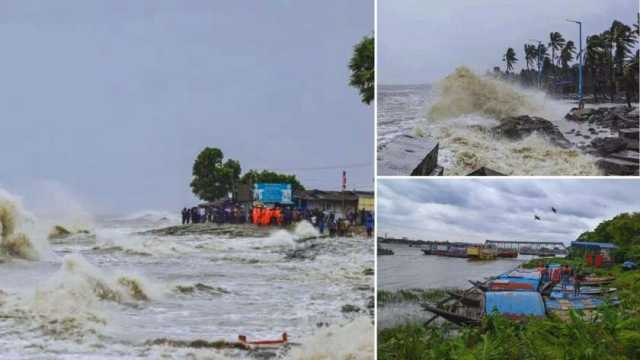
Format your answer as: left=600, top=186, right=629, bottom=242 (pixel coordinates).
left=551, top=207, right=557, bottom=214
left=534, top=215, right=541, bottom=221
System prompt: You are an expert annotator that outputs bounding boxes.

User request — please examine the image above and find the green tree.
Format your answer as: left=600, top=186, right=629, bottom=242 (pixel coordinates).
left=549, top=32, right=566, bottom=67
left=240, top=170, right=305, bottom=191
left=560, top=40, right=576, bottom=70
left=190, top=147, right=241, bottom=202
left=502, top=47, right=518, bottom=74
left=577, top=212, right=640, bottom=261
left=586, top=34, right=607, bottom=101
left=524, top=44, right=537, bottom=70
left=610, top=20, right=636, bottom=78
left=349, top=35, right=374, bottom=105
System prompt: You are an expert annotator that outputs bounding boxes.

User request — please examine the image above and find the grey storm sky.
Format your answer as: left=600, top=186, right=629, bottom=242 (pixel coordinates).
left=0, top=1, right=373, bottom=215
left=378, top=179, right=640, bottom=245
left=379, top=0, right=638, bottom=85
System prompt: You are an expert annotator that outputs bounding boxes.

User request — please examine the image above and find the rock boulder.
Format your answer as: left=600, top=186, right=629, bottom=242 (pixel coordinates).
left=493, top=115, right=571, bottom=148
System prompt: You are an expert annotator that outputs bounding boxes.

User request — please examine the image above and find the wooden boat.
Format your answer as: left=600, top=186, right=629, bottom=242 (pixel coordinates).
left=446, top=289, right=482, bottom=307
left=466, top=246, right=497, bottom=261
left=545, top=296, right=620, bottom=311
left=422, top=291, right=546, bottom=326
left=549, top=285, right=617, bottom=297
left=496, top=249, right=518, bottom=258
left=238, top=333, right=288, bottom=349
left=580, top=276, right=615, bottom=286
left=471, top=269, right=543, bottom=292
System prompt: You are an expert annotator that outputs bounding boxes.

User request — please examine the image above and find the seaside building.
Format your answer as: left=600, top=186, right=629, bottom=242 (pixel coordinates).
left=294, top=189, right=374, bottom=216
left=570, top=241, right=618, bottom=268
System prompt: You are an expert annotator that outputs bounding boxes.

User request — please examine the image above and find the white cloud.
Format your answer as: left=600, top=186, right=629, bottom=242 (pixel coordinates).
left=378, top=179, right=640, bottom=244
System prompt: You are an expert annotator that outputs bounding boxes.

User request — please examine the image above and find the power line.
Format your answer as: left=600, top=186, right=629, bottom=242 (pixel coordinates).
left=264, top=162, right=372, bottom=172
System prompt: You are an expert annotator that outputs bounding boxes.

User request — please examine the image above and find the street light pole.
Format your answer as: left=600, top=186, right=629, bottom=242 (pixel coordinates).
left=567, top=19, right=583, bottom=107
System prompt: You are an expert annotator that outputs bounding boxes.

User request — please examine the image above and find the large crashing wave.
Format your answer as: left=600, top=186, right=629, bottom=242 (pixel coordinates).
left=418, top=67, right=601, bottom=175
left=429, top=66, right=540, bottom=121
left=0, top=254, right=157, bottom=339
left=0, top=195, right=41, bottom=260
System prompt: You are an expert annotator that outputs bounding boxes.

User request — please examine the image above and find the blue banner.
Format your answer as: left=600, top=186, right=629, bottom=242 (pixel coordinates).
left=253, top=183, right=292, bottom=204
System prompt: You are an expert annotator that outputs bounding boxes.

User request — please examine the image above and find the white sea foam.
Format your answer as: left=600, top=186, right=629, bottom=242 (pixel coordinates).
left=0, top=188, right=53, bottom=261
left=417, top=67, right=602, bottom=175
left=289, top=317, right=374, bottom=359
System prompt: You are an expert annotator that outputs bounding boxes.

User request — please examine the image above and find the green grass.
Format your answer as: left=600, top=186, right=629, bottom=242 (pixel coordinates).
left=379, top=265, right=640, bottom=360
left=378, top=288, right=452, bottom=307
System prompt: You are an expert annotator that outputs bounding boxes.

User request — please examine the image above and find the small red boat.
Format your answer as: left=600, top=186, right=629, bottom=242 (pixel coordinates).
left=238, top=333, right=288, bottom=349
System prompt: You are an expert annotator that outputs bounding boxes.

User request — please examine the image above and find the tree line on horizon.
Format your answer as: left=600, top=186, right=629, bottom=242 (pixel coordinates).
left=498, top=17, right=639, bottom=103
left=577, top=211, right=640, bottom=263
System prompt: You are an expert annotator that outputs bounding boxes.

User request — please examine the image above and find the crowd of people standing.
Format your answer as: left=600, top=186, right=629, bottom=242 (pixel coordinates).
left=181, top=204, right=248, bottom=224
left=180, top=203, right=374, bottom=237
left=539, top=263, right=582, bottom=296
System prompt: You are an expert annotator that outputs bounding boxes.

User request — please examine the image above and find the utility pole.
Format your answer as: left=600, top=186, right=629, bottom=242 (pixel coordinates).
left=567, top=19, right=583, bottom=107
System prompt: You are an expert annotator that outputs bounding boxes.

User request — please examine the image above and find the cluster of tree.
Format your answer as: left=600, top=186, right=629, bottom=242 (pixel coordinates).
left=497, top=18, right=639, bottom=102
left=190, top=147, right=304, bottom=202
left=577, top=212, right=640, bottom=262
left=349, top=35, right=374, bottom=105
left=239, top=170, right=304, bottom=192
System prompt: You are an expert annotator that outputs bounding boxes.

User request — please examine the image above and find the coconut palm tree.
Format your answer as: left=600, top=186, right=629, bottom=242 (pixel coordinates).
left=560, top=41, right=576, bottom=70
left=524, top=44, right=537, bottom=70
left=503, top=47, right=518, bottom=74
left=586, top=34, right=607, bottom=101
left=610, top=20, right=635, bottom=77
left=549, top=32, right=566, bottom=67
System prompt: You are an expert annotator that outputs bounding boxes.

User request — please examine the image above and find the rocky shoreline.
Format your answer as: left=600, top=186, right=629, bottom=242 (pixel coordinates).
left=378, top=105, right=639, bottom=176
left=565, top=106, right=639, bottom=175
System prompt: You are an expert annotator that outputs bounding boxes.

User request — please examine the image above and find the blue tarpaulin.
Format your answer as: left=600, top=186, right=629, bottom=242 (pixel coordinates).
left=484, top=292, right=546, bottom=317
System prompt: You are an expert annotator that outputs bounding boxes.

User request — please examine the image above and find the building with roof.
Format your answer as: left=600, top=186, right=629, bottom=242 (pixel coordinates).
left=294, top=189, right=374, bottom=216
left=571, top=241, right=618, bottom=268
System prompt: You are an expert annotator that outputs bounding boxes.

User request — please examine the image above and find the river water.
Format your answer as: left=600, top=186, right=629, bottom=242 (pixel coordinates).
left=0, top=195, right=374, bottom=359
left=377, top=243, right=531, bottom=329
left=377, top=70, right=618, bottom=176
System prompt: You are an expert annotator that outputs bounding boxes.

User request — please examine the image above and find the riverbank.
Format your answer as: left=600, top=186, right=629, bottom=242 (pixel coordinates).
left=378, top=258, right=640, bottom=359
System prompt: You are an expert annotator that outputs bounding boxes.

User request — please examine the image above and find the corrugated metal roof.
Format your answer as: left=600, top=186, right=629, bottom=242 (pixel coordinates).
left=493, top=276, right=541, bottom=291
left=484, top=292, right=546, bottom=316
left=293, top=189, right=372, bottom=201
left=571, top=241, right=618, bottom=249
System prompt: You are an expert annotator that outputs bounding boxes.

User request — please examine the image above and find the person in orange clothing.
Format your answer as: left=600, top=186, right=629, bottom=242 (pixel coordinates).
left=274, top=206, right=282, bottom=226
left=252, top=206, right=260, bottom=225
left=261, top=207, right=272, bottom=226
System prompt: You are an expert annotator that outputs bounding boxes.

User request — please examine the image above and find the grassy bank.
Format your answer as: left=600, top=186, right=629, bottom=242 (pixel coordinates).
left=378, top=288, right=451, bottom=307
left=378, top=260, right=640, bottom=359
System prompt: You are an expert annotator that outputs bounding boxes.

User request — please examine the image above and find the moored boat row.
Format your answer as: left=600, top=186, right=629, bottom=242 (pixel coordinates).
left=421, top=263, right=619, bottom=326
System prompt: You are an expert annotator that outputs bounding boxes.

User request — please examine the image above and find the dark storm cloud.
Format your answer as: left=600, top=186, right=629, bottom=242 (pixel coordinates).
left=0, top=1, right=373, bottom=214
left=378, top=179, right=640, bottom=244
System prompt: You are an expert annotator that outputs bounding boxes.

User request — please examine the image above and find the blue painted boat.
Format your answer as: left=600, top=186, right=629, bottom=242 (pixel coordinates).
left=545, top=296, right=619, bottom=311
left=473, top=269, right=542, bottom=292
left=550, top=285, right=616, bottom=297
left=422, top=291, right=546, bottom=325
